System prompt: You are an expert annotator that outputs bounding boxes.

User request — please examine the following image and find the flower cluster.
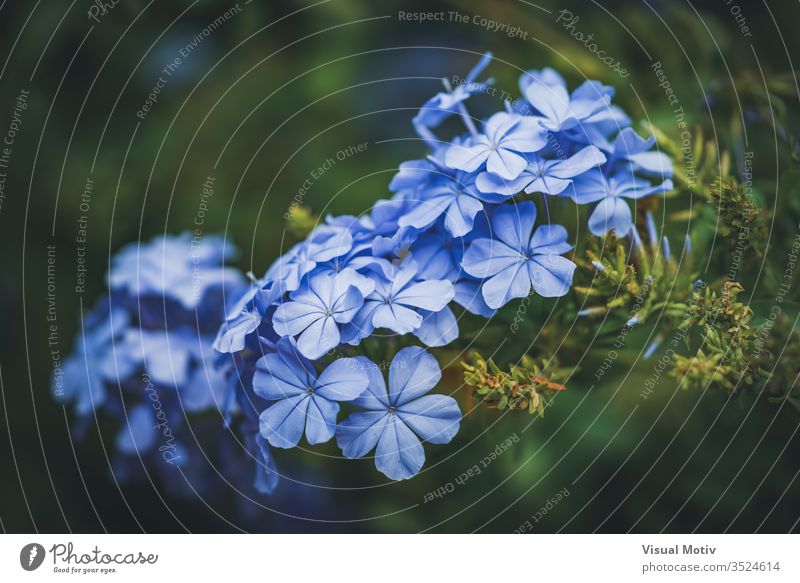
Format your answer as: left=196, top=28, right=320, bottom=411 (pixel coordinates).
left=214, top=53, right=672, bottom=485
left=54, top=233, right=247, bottom=493
left=56, top=53, right=676, bottom=496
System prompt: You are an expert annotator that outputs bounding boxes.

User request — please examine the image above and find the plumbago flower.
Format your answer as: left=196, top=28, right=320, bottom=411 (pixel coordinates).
left=445, top=112, right=548, bottom=179
left=253, top=339, right=369, bottom=448
left=272, top=272, right=365, bottom=360
left=462, top=202, right=577, bottom=309
left=337, top=347, right=461, bottom=480
left=342, top=261, right=454, bottom=344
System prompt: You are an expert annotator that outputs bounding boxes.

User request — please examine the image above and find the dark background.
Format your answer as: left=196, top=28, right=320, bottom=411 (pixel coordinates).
left=0, top=0, right=798, bottom=533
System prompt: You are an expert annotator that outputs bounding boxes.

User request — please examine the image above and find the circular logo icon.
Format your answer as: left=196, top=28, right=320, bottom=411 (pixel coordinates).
left=20, top=543, right=46, bottom=571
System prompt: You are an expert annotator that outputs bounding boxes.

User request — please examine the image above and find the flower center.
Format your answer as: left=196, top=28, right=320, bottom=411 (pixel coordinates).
left=326, top=308, right=333, bottom=316
left=306, top=386, right=314, bottom=396
left=388, top=405, right=397, bottom=414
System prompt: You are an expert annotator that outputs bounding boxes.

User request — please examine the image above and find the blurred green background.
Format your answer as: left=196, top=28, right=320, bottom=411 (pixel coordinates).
left=0, top=0, right=798, bottom=533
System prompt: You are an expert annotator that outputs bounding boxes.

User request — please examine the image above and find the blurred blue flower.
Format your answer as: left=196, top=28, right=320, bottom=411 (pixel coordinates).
left=108, top=232, right=241, bottom=310
left=462, top=201, right=576, bottom=309
left=336, top=347, right=460, bottom=480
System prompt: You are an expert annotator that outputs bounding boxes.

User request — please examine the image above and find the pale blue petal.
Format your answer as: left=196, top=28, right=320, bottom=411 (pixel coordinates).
left=528, top=255, right=576, bottom=297
left=414, top=306, right=458, bottom=348
left=340, top=300, right=381, bottom=345
left=272, top=301, right=323, bottom=337
left=481, top=262, right=531, bottom=309
left=462, top=238, right=521, bottom=279
left=453, top=280, right=496, bottom=317
left=445, top=142, right=490, bottom=172
left=487, top=148, right=528, bottom=180
left=351, top=357, right=390, bottom=410
left=631, top=151, right=673, bottom=177
left=443, top=194, right=483, bottom=237
left=375, top=416, right=425, bottom=480
left=304, top=396, right=339, bottom=445
left=372, top=303, right=423, bottom=334
left=296, top=316, right=340, bottom=360
left=332, top=285, right=363, bottom=324
left=550, top=145, right=606, bottom=179
left=491, top=201, right=536, bottom=250
left=523, top=175, right=572, bottom=195
left=252, top=351, right=311, bottom=400
left=530, top=224, right=573, bottom=255
left=588, top=196, right=633, bottom=236
left=475, top=171, right=531, bottom=196
left=213, top=310, right=261, bottom=353
left=397, top=394, right=461, bottom=444
left=523, top=82, right=570, bottom=128
left=398, top=194, right=450, bottom=230
left=314, top=357, right=370, bottom=401
left=259, top=394, right=309, bottom=448
left=389, top=346, right=441, bottom=406
left=565, top=169, right=608, bottom=204
left=336, top=410, right=389, bottom=458
left=394, top=279, right=454, bottom=311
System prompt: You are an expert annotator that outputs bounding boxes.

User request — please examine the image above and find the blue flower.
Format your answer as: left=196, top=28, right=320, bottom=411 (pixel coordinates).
left=336, top=347, right=461, bottom=480
left=253, top=339, right=370, bottom=448
left=409, top=224, right=465, bottom=281
left=108, top=232, right=242, bottom=309
left=520, top=68, right=613, bottom=133
left=608, top=128, right=673, bottom=178
left=569, top=169, right=673, bottom=236
left=342, top=262, right=454, bottom=343
left=462, top=201, right=576, bottom=309
left=413, top=52, right=493, bottom=129
left=445, top=112, right=548, bottom=180
left=272, top=272, right=365, bottom=360
left=398, top=166, right=494, bottom=237
left=475, top=145, right=606, bottom=196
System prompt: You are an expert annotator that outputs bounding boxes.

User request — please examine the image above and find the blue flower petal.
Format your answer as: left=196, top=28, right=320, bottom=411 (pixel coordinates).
left=372, top=303, right=423, bottom=334
left=253, top=351, right=311, bottom=400
left=414, top=306, right=458, bottom=347
left=304, top=395, right=339, bottom=445
left=530, top=224, right=573, bottom=255
left=445, top=142, right=490, bottom=172
left=336, top=410, right=390, bottom=458
left=388, top=346, right=441, bottom=406
left=259, top=394, right=310, bottom=448
left=588, top=196, right=633, bottom=236
left=528, top=254, right=577, bottom=297
left=394, top=279, right=454, bottom=312
left=351, top=357, right=390, bottom=410
left=481, top=261, right=530, bottom=309
left=491, top=201, right=536, bottom=251
left=375, top=415, right=425, bottom=480
left=397, top=394, right=461, bottom=444
left=462, top=238, right=521, bottom=279
left=116, top=404, right=157, bottom=454
left=314, top=357, right=370, bottom=402
left=296, top=315, right=340, bottom=360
